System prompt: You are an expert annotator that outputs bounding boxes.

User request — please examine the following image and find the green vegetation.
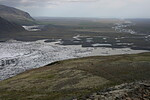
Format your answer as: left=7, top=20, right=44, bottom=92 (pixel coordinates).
left=0, top=17, right=25, bottom=33
left=1, top=18, right=149, bottom=50
left=0, top=52, right=150, bottom=100
left=127, top=19, right=150, bottom=34
left=0, top=4, right=36, bottom=25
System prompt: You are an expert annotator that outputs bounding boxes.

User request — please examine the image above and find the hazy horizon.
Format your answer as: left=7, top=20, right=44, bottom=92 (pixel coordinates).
left=33, top=16, right=150, bottom=19
left=0, top=0, right=150, bottom=18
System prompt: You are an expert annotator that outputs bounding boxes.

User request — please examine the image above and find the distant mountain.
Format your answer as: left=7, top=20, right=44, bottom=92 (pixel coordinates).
left=0, top=17, right=25, bottom=32
left=0, top=5, right=36, bottom=25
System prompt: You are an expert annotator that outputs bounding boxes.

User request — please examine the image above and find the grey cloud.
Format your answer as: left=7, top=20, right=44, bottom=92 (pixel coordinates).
left=1, top=0, right=149, bottom=18
left=0, top=0, right=98, bottom=7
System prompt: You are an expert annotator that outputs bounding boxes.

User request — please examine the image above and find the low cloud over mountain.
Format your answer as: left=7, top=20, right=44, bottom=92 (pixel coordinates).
left=0, top=0, right=98, bottom=7
left=0, top=0, right=150, bottom=18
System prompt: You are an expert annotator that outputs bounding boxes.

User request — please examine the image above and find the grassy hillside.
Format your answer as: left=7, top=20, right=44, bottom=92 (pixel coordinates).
left=0, top=17, right=25, bottom=33
left=0, top=5, right=36, bottom=25
left=0, top=52, right=150, bottom=100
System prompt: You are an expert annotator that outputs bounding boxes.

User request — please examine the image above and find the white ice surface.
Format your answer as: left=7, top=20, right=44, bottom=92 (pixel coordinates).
left=0, top=40, right=149, bottom=80
left=92, top=43, right=112, bottom=47
left=22, top=25, right=41, bottom=31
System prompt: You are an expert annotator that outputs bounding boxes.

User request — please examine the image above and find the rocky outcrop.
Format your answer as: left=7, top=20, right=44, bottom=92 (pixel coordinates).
left=78, top=81, right=150, bottom=100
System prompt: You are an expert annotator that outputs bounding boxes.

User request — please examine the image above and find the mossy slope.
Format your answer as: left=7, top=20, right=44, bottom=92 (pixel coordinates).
left=0, top=52, right=150, bottom=100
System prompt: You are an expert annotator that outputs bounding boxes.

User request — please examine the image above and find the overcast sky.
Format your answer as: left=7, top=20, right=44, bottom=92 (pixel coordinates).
left=0, top=0, right=150, bottom=18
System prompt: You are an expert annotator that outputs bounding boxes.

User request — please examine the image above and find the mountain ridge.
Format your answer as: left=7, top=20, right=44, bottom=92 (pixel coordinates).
left=0, top=4, right=36, bottom=25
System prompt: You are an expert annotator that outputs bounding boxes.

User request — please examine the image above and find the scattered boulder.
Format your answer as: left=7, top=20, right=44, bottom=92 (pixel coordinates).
left=77, top=81, right=150, bottom=100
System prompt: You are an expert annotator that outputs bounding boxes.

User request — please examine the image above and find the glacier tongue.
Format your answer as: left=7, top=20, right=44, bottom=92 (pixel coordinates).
left=0, top=40, right=148, bottom=81
left=0, top=40, right=92, bottom=80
